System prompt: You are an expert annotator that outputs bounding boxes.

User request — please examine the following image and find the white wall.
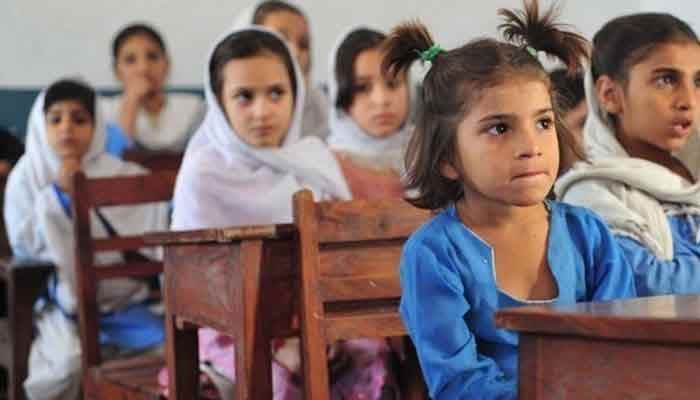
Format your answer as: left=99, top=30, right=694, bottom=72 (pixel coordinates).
left=1, top=0, right=695, bottom=88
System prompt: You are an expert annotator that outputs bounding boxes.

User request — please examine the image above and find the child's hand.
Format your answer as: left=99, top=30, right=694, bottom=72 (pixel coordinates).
left=123, top=75, right=152, bottom=105
left=57, top=157, right=82, bottom=195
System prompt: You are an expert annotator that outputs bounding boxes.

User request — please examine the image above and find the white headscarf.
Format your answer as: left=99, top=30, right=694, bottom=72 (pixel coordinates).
left=171, top=26, right=350, bottom=230
left=555, top=64, right=700, bottom=260
left=326, top=26, right=412, bottom=173
left=5, top=84, right=113, bottom=258
left=24, top=89, right=108, bottom=195
left=5, top=83, right=169, bottom=311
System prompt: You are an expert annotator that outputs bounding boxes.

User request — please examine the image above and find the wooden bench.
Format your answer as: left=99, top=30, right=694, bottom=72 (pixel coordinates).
left=147, top=224, right=297, bottom=400
left=72, top=170, right=177, bottom=399
left=293, top=189, right=430, bottom=399
left=495, top=294, right=700, bottom=399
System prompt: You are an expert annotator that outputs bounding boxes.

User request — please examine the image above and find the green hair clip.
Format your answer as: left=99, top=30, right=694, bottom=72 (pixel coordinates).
left=526, top=45, right=538, bottom=58
left=418, top=44, right=445, bottom=62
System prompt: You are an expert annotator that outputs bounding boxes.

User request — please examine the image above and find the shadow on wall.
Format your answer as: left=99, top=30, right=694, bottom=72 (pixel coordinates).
left=0, top=87, right=204, bottom=140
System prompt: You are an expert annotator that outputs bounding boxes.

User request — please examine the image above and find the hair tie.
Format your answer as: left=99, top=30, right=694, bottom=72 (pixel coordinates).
left=525, top=45, right=538, bottom=58
left=418, top=44, right=445, bottom=63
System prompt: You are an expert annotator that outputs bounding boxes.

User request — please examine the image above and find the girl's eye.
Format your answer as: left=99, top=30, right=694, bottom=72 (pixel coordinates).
left=269, top=87, right=286, bottom=101
left=47, top=115, right=62, bottom=125
left=71, top=114, right=89, bottom=125
left=234, top=90, right=253, bottom=104
left=487, top=123, right=509, bottom=136
left=694, top=76, right=700, bottom=88
left=123, top=54, right=136, bottom=65
left=147, top=51, right=162, bottom=62
left=655, top=74, right=676, bottom=87
left=536, top=117, right=554, bottom=131
left=354, top=83, right=371, bottom=94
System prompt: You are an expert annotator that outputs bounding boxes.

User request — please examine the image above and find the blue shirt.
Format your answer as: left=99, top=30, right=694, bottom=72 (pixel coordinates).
left=399, top=201, right=636, bottom=399
left=105, top=122, right=134, bottom=158
left=617, top=214, right=700, bottom=296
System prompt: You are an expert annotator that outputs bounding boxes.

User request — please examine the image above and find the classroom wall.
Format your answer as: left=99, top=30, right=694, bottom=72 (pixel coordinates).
left=5, top=0, right=696, bottom=88
left=2, top=0, right=699, bottom=134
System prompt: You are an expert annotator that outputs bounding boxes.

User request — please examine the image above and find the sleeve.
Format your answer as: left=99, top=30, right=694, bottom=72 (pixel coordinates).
left=582, top=212, right=637, bottom=301
left=616, top=230, right=700, bottom=296
left=104, top=122, right=134, bottom=158
left=3, top=168, right=49, bottom=259
left=399, top=239, right=516, bottom=400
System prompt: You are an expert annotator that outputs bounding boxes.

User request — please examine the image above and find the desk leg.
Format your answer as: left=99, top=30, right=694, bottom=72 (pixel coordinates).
left=166, top=314, right=199, bottom=400
left=235, top=240, right=273, bottom=399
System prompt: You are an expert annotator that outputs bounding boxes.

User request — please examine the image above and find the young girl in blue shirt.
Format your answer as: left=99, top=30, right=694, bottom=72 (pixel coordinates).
left=382, top=1, right=637, bottom=398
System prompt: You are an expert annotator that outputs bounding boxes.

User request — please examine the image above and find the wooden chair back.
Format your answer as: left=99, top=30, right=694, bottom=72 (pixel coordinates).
left=293, top=189, right=431, bottom=399
left=72, top=169, right=177, bottom=397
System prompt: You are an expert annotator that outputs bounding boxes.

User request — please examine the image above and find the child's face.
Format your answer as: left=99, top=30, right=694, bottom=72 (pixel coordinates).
left=114, top=34, right=169, bottom=95
left=347, top=48, right=409, bottom=138
left=220, top=53, right=294, bottom=148
left=559, top=101, right=587, bottom=173
left=602, top=41, right=700, bottom=154
left=444, top=77, right=559, bottom=206
left=260, top=11, right=311, bottom=78
left=45, top=100, right=94, bottom=160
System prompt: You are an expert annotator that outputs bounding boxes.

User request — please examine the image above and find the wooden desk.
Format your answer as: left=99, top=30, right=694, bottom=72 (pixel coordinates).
left=495, top=295, right=700, bottom=400
left=146, top=224, right=297, bottom=400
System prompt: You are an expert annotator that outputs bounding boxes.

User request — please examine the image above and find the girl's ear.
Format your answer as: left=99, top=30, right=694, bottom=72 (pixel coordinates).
left=440, top=160, right=460, bottom=180
left=595, top=75, right=624, bottom=116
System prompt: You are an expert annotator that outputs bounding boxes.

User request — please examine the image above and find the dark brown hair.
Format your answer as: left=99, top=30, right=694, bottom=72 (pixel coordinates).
left=383, top=0, right=588, bottom=210
left=209, top=29, right=298, bottom=106
left=112, top=23, right=167, bottom=64
left=44, top=79, right=96, bottom=120
left=591, top=13, right=699, bottom=84
left=335, top=28, right=387, bottom=110
left=252, top=1, right=305, bottom=24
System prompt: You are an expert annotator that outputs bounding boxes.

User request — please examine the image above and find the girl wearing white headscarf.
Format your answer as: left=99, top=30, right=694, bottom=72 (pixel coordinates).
left=101, top=23, right=205, bottom=157
left=168, top=26, right=398, bottom=399
left=4, top=79, right=169, bottom=399
left=555, top=12, right=700, bottom=297
left=232, top=0, right=330, bottom=140
left=327, top=26, right=412, bottom=200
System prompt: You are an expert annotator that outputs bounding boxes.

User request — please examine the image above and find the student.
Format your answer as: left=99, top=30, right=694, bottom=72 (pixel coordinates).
left=550, top=68, right=586, bottom=175
left=3, top=79, right=169, bottom=399
left=382, top=1, right=637, bottom=398
left=102, top=23, right=205, bottom=157
left=235, top=0, right=330, bottom=139
left=328, top=26, right=410, bottom=199
left=556, top=13, right=700, bottom=296
left=169, top=27, right=397, bottom=399
left=0, top=126, right=24, bottom=178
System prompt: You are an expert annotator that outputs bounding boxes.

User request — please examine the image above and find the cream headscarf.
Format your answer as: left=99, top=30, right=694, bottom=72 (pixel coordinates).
left=171, top=26, right=350, bottom=230
left=555, top=65, right=700, bottom=260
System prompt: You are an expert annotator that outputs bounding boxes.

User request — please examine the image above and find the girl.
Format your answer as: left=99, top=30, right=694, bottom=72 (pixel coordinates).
left=234, top=0, right=330, bottom=139
left=555, top=13, right=700, bottom=296
left=169, top=26, right=397, bottom=399
left=328, top=26, right=410, bottom=200
left=3, top=79, right=169, bottom=400
left=102, top=23, right=205, bottom=156
left=383, top=1, right=636, bottom=398
left=550, top=68, right=586, bottom=175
